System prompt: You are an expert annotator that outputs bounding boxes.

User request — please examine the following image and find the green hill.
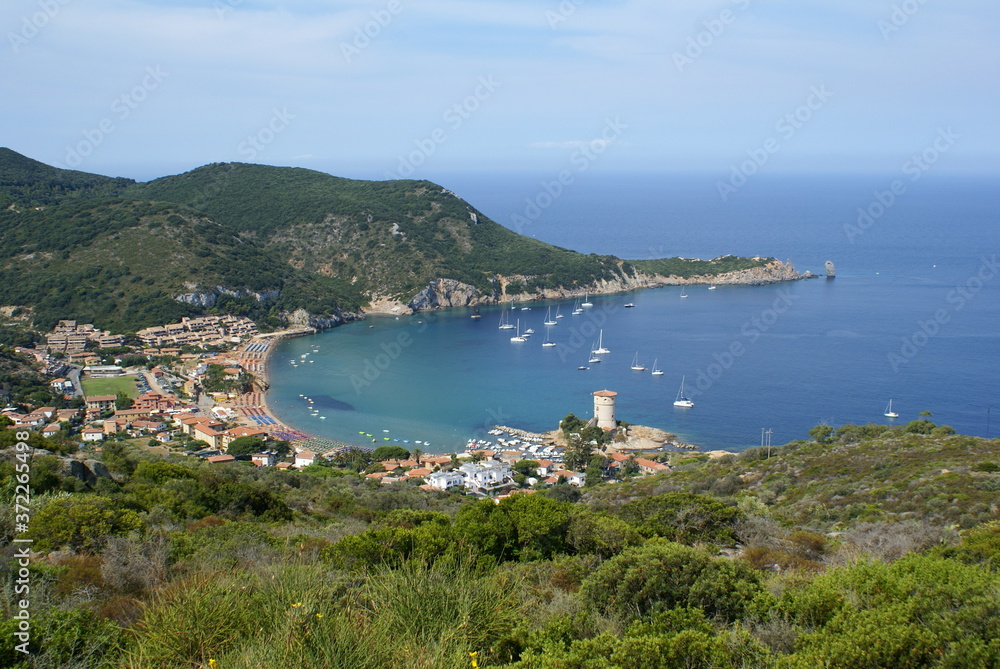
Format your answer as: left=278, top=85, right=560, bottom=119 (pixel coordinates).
left=0, top=149, right=779, bottom=333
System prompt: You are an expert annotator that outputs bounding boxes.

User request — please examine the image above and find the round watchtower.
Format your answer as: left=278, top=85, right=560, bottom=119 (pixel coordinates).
left=593, top=390, right=618, bottom=430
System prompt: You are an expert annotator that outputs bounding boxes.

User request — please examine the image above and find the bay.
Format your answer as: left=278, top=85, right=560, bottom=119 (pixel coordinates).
left=267, top=172, right=1000, bottom=453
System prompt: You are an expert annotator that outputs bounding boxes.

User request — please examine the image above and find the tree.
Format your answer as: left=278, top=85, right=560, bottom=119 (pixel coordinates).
left=512, top=459, right=539, bottom=477
left=621, top=454, right=639, bottom=478
left=809, top=424, right=833, bottom=444
left=115, top=391, right=133, bottom=410
left=585, top=454, right=606, bottom=487
left=564, top=435, right=594, bottom=472
left=372, top=445, right=409, bottom=461
left=617, top=492, right=743, bottom=546
left=226, top=436, right=266, bottom=457
left=29, top=495, right=144, bottom=552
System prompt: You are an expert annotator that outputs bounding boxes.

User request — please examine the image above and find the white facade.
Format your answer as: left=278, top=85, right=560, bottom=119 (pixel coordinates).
left=426, top=471, right=466, bottom=491
left=459, top=461, right=515, bottom=494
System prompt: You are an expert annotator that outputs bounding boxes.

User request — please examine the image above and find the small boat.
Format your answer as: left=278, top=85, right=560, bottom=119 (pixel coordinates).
left=708, top=285, right=717, bottom=291
left=578, top=365, right=589, bottom=370
left=884, top=399, right=899, bottom=418
left=588, top=344, right=601, bottom=364
left=510, top=319, right=527, bottom=343
left=630, top=352, right=647, bottom=371
left=594, top=329, right=610, bottom=355
left=571, top=299, right=583, bottom=315
left=680, top=288, right=688, bottom=298
left=471, top=306, right=481, bottom=319
left=582, top=293, right=593, bottom=308
left=651, top=359, right=664, bottom=376
left=543, top=306, right=557, bottom=326
left=524, top=328, right=534, bottom=335
left=673, top=376, right=694, bottom=408
left=624, top=302, right=635, bottom=308
left=542, top=331, right=556, bottom=347
left=555, top=305, right=564, bottom=319
left=498, top=309, right=515, bottom=330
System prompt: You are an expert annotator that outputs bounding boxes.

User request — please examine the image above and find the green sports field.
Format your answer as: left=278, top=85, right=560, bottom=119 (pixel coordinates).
left=81, top=374, right=141, bottom=399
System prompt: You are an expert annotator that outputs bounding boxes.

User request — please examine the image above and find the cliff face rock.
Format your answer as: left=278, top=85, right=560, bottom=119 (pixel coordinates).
left=281, top=308, right=362, bottom=330
left=403, top=261, right=810, bottom=313
left=407, top=278, right=489, bottom=311
left=174, top=286, right=282, bottom=308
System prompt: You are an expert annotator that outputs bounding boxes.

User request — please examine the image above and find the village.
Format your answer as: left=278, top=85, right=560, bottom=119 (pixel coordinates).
left=5, top=316, right=707, bottom=496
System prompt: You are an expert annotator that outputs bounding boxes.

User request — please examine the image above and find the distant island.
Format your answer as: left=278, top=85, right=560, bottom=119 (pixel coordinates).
left=0, top=148, right=810, bottom=334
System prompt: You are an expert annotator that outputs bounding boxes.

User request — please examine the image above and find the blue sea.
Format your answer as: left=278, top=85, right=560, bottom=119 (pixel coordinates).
left=267, top=172, right=1000, bottom=453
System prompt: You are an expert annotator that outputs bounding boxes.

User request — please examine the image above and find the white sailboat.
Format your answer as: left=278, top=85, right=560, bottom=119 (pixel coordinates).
left=588, top=343, right=601, bottom=363
left=510, top=319, right=526, bottom=342
left=680, top=288, right=688, bottom=298
left=884, top=399, right=899, bottom=418
left=630, top=352, right=647, bottom=371
left=572, top=299, right=583, bottom=315
left=542, top=331, right=556, bottom=347
left=708, top=285, right=717, bottom=290
left=543, top=306, right=557, bottom=326
left=594, top=329, right=610, bottom=355
left=673, top=376, right=694, bottom=408
left=651, top=358, right=664, bottom=376
left=581, top=292, right=593, bottom=307
left=555, top=305, right=564, bottom=319
left=498, top=309, right=515, bottom=330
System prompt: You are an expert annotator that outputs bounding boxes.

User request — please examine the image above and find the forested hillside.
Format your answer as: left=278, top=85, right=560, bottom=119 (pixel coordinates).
left=0, top=149, right=775, bottom=333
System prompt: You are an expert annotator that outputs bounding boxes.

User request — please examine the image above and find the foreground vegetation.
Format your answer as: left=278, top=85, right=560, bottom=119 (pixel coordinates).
left=1, top=422, right=998, bottom=668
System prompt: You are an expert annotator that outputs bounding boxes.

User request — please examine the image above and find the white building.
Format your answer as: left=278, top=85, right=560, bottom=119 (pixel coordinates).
left=459, top=461, right=515, bottom=495
left=426, top=470, right=466, bottom=491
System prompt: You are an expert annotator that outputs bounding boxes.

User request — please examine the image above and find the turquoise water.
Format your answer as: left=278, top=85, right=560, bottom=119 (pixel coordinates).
left=267, top=173, right=1000, bottom=453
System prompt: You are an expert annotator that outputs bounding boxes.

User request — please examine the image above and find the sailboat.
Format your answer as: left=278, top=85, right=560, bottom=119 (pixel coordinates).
left=673, top=376, right=694, bottom=408
left=884, top=399, right=899, bottom=418
left=581, top=292, right=593, bottom=307
left=542, top=331, right=556, bottom=347
left=630, top=352, right=647, bottom=371
left=594, top=329, right=610, bottom=355
left=651, top=359, right=664, bottom=376
left=708, top=285, right=717, bottom=291
left=510, top=319, right=526, bottom=342
left=543, top=306, right=557, bottom=326
left=572, top=299, right=583, bottom=315
left=471, top=306, right=481, bottom=319
left=680, top=288, right=688, bottom=299
left=588, top=343, right=601, bottom=364
left=555, top=305, right=564, bottom=319
left=498, top=308, right=515, bottom=329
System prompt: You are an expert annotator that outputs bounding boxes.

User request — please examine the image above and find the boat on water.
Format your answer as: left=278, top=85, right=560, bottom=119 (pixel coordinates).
left=510, top=319, right=527, bottom=342
left=680, top=288, right=688, bottom=298
left=581, top=293, right=593, bottom=307
left=884, top=399, right=899, bottom=418
left=673, top=376, right=694, bottom=408
left=524, top=328, right=535, bottom=335
left=571, top=299, right=583, bottom=315
left=471, top=306, right=481, bottom=319
left=624, top=302, right=635, bottom=308
left=708, top=285, right=717, bottom=291
left=578, top=365, right=589, bottom=370
left=594, top=329, right=610, bottom=355
left=588, top=344, right=601, bottom=364
left=498, top=309, right=515, bottom=330
left=630, top=352, right=647, bottom=371
left=543, top=306, right=557, bottom=326
left=555, top=305, right=564, bottom=319
left=651, top=358, right=664, bottom=376
left=542, top=331, right=556, bottom=347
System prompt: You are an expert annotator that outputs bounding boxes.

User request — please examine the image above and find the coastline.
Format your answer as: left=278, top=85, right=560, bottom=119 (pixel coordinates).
left=247, top=264, right=810, bottom=453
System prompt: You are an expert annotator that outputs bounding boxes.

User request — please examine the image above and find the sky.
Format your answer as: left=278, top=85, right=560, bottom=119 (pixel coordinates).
left=2, top=0, right=998, bottom=183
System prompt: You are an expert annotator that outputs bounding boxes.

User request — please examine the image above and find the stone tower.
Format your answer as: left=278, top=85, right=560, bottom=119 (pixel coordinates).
left=593, top=389, right=617, bottom=430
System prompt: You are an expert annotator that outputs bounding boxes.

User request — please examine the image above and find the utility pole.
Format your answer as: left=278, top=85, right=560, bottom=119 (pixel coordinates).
left=766, top=428, right=773, bottom=459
